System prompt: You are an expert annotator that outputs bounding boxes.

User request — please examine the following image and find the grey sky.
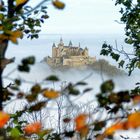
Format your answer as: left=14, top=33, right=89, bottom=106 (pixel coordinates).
left=40, top=0, right=125, bottom=34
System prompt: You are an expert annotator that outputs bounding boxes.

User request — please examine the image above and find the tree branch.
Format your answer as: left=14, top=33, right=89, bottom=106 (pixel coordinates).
left=24, top=0, right=51, bottom=15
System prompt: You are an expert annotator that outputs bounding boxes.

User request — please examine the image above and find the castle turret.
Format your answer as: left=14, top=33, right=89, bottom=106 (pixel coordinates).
left=52, top=43, right=56, bottom=47
left=83, top=47, right=88, bottom=57
left=69, top=40, right=72, bottom=47
left=79, top=42, right=81, bottom=48
left=58, top=37, right=64, bottom=47
left=52, top=43, right=56, bottom=57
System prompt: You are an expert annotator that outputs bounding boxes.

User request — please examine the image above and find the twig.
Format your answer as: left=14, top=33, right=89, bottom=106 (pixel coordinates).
left=24, top=0, right=51, bottom=15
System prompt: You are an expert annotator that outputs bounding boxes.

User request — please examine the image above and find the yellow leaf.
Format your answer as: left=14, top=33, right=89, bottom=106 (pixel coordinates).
left=52, top=0, right=65, bottom=9
left=13, top=30, right=23, bottom=38
left=16, top=0, right=28, bottom=6
left=4, top=30, right=23, bottom=44
left=43, top=89, right=60, bottom=99
left=9, top=36, right=18, bottom=44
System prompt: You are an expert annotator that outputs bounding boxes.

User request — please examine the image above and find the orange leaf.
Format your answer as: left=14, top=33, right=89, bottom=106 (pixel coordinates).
left=0, top=111, right=10, bottom=128
left=75, top=114, right=89, bottom=137
left=104, top=122, right=124, bottom=136
left=79, top=125, right=89, bottom=137
left=24, top=122, right=42, bottom=135
left=133, top=96, right=140, bottom=104
left=9, top=36, right=18, bottom=44
left=43, top=89, right=60, bottom=99
left=75, top=114, right=88, bottom=131
left=127, top=112, right=140, bottom=128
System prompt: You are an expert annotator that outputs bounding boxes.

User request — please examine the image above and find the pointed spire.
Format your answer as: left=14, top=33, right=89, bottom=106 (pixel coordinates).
left=59, top=37, right=64, bottom=46
left=85, top=46, right=88, bottom=50
left=79, top=42, right=81, bottom=47
left=69, top=40, right=72, bottom=46
left=60, top=37, right=63, bottom=43
left=52, top=43, right=56, bottom=47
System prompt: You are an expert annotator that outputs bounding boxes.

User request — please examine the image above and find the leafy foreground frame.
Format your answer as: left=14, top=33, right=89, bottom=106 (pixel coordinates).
left=0, top=0, right=140, bottom=140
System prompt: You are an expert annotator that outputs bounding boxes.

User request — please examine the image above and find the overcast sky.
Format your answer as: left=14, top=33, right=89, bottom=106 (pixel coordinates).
left=39, top=0, right=125, bottom=34
left=3, top=0, right=125, bottom=34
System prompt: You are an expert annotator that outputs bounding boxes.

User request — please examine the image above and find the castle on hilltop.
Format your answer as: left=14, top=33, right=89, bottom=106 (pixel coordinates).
left=44, top=38, right=96, bottom=67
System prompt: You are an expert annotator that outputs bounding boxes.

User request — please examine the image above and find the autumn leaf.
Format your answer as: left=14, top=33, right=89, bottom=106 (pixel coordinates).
left=104, top=122, right=124, bottom=136
left=8, top=30, right=23, bottom=43
left=74, top=114, right=89, bottom=137
left=104, top=112, right=140, bottom=136
left=29, top=101, right=46, bottom=111
left=43, top=89, right=60, bottom=99
left=0, top=34, right=8, bottom=43
left=16, top=0, right=28, bottom=6
left=63, top=118, right=71, bottom=123
left=1, top=30, right=23, bottom=44
left=0, top=111, right=10, bottom=128
left=133, top=96, right=140, bottom=104
left=24, top=122, right=42, bottom=135
left=9, top=36, right=18, bottom=44
left=13, top=30, right=23, bottom=38
left=52, top=0, right=65, bottom=9
left=0, top=25, right=3, bottom=30
left=79, top=125, right=89, bottom=137
left=127, top=112, right=140, bottom=128
left=75, top=114, right=88, bottom=131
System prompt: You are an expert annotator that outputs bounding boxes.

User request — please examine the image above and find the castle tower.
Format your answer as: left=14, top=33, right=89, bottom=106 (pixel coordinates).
left=79, top=42, right=81, bottom=47
left=83, top=47, right=88, bottom=57
left=58, top=37, right=64, bottom=47
left=52, top=43, right=56, bottom=57
left=52, top=43, right=56, bottom=48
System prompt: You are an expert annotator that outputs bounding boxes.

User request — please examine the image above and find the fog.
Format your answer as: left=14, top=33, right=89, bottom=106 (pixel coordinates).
left=3, top=34, right=140, bottom=110
left=3, top=34, right=140, bottom=139
left=3, top=61, right=140, bottom=106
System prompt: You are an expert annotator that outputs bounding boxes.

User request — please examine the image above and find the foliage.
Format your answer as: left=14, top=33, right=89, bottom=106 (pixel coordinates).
left=0, top=0, right=140, bottom=140
left=100, top=0, right=140, bottom=75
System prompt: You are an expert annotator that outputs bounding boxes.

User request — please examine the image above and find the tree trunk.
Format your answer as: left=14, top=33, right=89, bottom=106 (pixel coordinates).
left=0, top=41, right=8, bottom=110
left=0, top=68, right=3, bottom=110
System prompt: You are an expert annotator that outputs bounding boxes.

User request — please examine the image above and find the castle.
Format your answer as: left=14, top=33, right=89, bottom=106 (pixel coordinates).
left=44, top=38, right=96, bottom=67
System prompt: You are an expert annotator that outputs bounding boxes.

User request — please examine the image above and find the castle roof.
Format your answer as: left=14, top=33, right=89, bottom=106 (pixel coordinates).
left=60, top=37, right=63, bottom=42
left=52, top=43, right=56, bottom=47
left=58, top=37, right=64, bottom=46
left=69, top=40, right=72, bottom=46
